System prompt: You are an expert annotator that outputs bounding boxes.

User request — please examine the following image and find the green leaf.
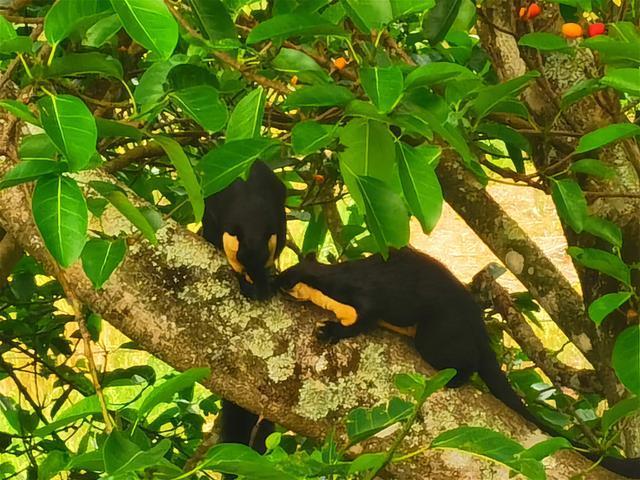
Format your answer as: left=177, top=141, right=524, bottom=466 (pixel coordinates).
left=342, top=173, right=409, bottom=256
left=395, top=369, right=456, bottom=402
left=0, top=16, right=16, bottom=42
left=47, top=52, right=123, bottom=79
left=0, top=100, right=40, bottom=126
left=348, top=452, right=386, bottom=474
left=38, top=450, right=68, bottom=480
left=612, top=326, right=640, bottom=395
left=0, top=36, right=33, bottom=54
left=583, top=216, right=623, bottom=248
left=106, top=434, right=171, bottom=475
left=518, top=32, right=571, bottom=52
left=137, top=367, right=210, bottom=419
left=272, top=48, right=332, bottom=84
left=284, top=84, right=354, bottom=108
left=153, top=136, right=204, bottom=222
left=96, top=118, right=144, bottom=139
left=360, top=66, right=404, bottom=113
left=247, top=13, right=346, bottom=43
left=568, top=247, right=631, bottom=286
left=588, top=292, right=632, bottom=326
left=292, top=120, right=336, bottom=156
left=89, top=181, right=158, bottom=245
left=110, top=0, right=178, bottom=59
left=601, top=68, right=640, bottom=97
left=583, top=36, right=640, bottom=67
left=19, top=134, right=57, bottom=161
left=83, top=13, right=122, bottom=47
left=37, top=95, right=97, bottom=172
left=390, top=0, right=435, bottom=18
left=81, top=238, right=127, bottom=289
left=405, top=62, right=476, bottom=89
left=423, top=0, right=463, bottom=45
left=0, top=160, right=63, bottom=190
left=134, top=55, right=186, bottom=106
left=203, top=444, right=297, bottom=479
left=431, top=427, right=545, bottom=480
left=339, top=118, right=396, bottom=183
left=198, top=139, right=277, bottom=197
left=569, top=158, right=615, bottom=179
left=602, top=396, right=640, bottom=433
left=342, top=0, right=393, bottom=33
left=518, top=437, right=572, bottom=461
left=550, top=178, right=588, bottom=233
left=301, top=207, right=327, bottom=255
left=397, top=143, right=443, bottom=233
left=34, top=396, right=102, bottom=437
left=32, top=175, right=88, bottom=268
left=191, top=0, right=236, bottom=40
left=170, top=85, right=228, bottom=133
left=44, top=0, right=113, bottom=45
left=346, top=397, right=414, bottom=444
left=560, top=79, right=603, bottom=109
left=471, top=71, right=540, bottom=120
left=226, top=87, right=266, bottom=141
left=575, top=123, right=640, bottom=153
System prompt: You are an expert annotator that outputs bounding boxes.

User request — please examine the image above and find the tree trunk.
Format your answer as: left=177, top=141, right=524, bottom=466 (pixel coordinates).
left=0, top=122, right=623, bottom=479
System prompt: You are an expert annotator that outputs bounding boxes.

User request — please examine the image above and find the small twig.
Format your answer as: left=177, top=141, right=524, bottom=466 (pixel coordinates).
left=584, top=191, right=640, bottom=199
left=2, top=15, right=43, bottom=24
left=183, top=416, right=223, bottom=472
left=56, top=269, right=114, bottom=433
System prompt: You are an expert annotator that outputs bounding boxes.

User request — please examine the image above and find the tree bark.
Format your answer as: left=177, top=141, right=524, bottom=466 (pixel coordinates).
left=0, top=122, right=623, bottom=479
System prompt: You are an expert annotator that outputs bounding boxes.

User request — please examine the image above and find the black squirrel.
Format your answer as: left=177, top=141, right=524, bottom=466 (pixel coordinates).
left=278, top=247, right=640, bottom=478
left=202, top=160, right=286, bottom=455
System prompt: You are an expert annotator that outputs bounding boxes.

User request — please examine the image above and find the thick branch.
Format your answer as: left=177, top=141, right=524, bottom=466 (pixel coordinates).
left=0, top=229, right=22, bottom=288
left=0, top=123, right=622, bottom=479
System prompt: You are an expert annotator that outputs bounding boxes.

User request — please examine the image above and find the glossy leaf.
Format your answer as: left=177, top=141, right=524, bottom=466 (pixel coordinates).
left=171, top=85, right=228, bottom=133
left=81, top=238, right=127, bottom=289
left=226, top=87, right=266, bottom=141
left=602, top=396, right=640, bottom=433
left=32, top=175, right=88, bottom=268
left=37, top=95, right=97, bottom=172
left=345, top=397, right=414, bottom=444
left=360, top=66, right=403, bottom=113
left=198, top=139, right=277, bottom=197
left=292, top=120, right=336, bottom=156
left=339, top=118, right=396, bottom=183
left=342, top=0, right=393, bottom=33
left=471, top=71, right=540, bottom=120
left=405, top=62, right=476, bottom=89
left=0, top=36, right=33, bottom=54
left=0, top=100, right=40, bottom=126
left=203, top=444, right=297, bottom=479
left=423, top=0, right=463, bottom=44
left=390, top=0, right=435, bottom=18
left=47, top=52, right=123, bottom=79
left=348, top=453, right=386, bottom=474
left=397, top=143, right=443, bottom=233
left=191, top=0, right=236, bottom=40
left=0, top=16, right=16, bottom=42
left=110, top=0, right=178, bottom=60
left=518, top=437, right=572, bottom=461
left=550, top=178, right=588, bottom=233
left=601, top=68, right=640, bottom=97
left=588, top=292, right=632, bottom=326
left=568, top=247, right=631, bottom=286
left=96, top=118, right=144, bottom=139
left=272, top=48, right=332, bottom=84
left=19, top=134, right=58, bottom=161
left=560, top=79, right=603, bottom=109
left=575, top=123, right=640, bottom=154
left=153, top=137, right=204, bottom=222
left=569, top=158, right=615, bottom=179
left=431, top=427, right=545, bottom=480
left=518, top=33, right=570, bottom=52
left=134, top=55, right=186, bottom=106
left=34, top=396, right=102, bottom=437
left=612, top=326, right=640, bottom=395
left=44, top=0, right=112, bottom=45
left=283, top=85, right=354, bottom=108
left=90, top=181, right=158, bottom=245
left=84, top=13, right=122, bottom=47
left=0, top=161, right=63, bottom=190
left=104, top=433, right=171, bottom=475
left=247, top=13, right=346, bottom=43
left=583, top=216, right=623, bottom=248
left=137, top=368, right=210, bottom=419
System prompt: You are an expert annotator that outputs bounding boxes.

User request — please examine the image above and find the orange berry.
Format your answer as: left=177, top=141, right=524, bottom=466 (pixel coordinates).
left=333, top=57, right=348, bottom=70
left=313, top=174, right=325, bottom=184
left=562, top=23, right=584, bottom=39
left=519, top=6, right=527, bottom=18
left=588, top=22, right=606, bottom=37
left=527, top=3, right=541, bottom=19
left=290, top=75, right=298, bottom=86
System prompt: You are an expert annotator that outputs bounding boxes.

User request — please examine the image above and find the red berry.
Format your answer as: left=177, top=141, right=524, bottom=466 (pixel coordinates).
left=527, top=3, right=541, bottom=19
left=588, top=23, right=606, bottom=37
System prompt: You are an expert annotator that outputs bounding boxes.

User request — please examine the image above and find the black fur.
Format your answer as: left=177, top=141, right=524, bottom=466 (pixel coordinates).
left=203, top=160, right=286, bottom=301
left=278, top=247, right=640, bottom=478
left=202, top=160, right=284, bottom=457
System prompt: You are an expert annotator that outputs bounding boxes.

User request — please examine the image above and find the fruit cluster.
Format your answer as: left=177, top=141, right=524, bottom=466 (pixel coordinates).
left=518, top=3, right=607, bottom=39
